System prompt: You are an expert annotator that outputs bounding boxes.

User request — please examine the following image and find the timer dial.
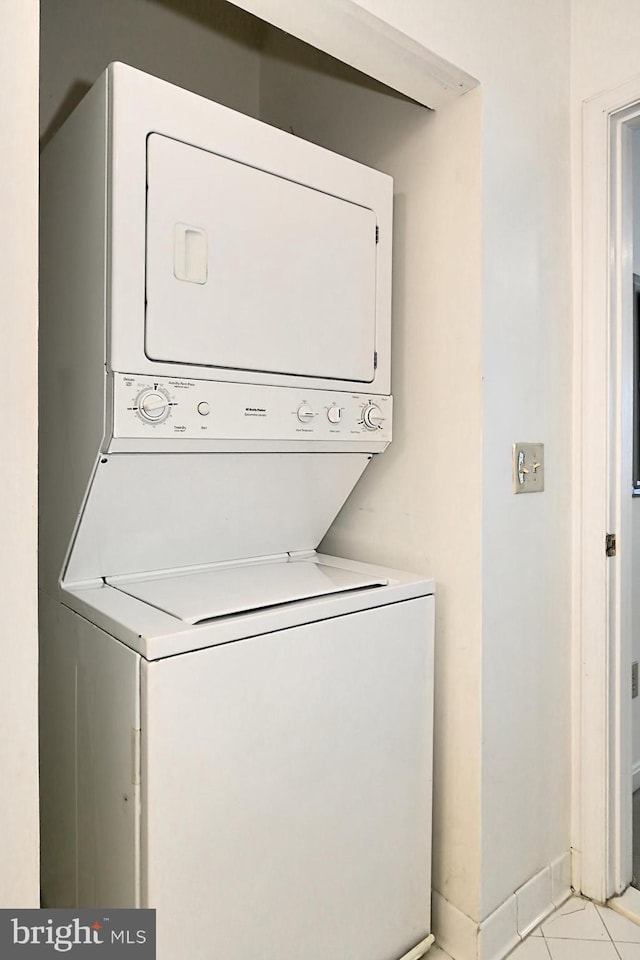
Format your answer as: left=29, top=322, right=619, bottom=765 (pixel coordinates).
left=138, top=389, right=171, bottom=423
left=362, top=402, right=384, bottom=431
left=297, top=403, right=315, bottom=424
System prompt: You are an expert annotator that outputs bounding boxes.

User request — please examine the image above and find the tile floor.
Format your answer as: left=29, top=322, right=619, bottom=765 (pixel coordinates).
left=427, top=895, right=640, bottom=960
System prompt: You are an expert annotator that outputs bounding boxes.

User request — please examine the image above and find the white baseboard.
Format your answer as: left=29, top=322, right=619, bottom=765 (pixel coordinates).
left=608, top=884, right=640, bottom=924
left=478, top=893, right=519, bottom=960
left=432, top=852, right=572, bottom=960
left=551, top=851, right=573, bottom=907
left=516, top=865, right=552, bottom=937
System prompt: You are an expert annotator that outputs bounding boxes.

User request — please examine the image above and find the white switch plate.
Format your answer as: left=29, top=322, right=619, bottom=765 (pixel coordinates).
left=512, top=442, right=544, bottom=494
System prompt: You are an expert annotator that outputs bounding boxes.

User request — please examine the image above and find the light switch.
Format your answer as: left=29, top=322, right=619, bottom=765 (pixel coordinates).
left=512, top=442, right=544, bottom=494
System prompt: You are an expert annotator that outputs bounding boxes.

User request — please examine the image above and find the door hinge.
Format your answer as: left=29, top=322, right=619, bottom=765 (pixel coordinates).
left=373, top=351, right=378, bottom=370
left=606, top=533, right=617, bottom=557
left=375, top=225, right=380, bottom=243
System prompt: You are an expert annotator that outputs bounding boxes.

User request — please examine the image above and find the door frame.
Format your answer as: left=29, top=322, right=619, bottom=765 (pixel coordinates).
left=0, top=0, right=40, bottom=906
left=576, top=77, right=640, bottom=902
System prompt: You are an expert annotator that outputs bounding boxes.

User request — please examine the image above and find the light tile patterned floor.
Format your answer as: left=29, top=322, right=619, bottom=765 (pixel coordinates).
left=428, top=895, right=640, bottom=960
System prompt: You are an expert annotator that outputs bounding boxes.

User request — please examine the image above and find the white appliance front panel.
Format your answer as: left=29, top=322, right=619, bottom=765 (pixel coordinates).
left=109, top=558, right=387, bottom=624
left=107, top=64, right=392, bottom=393
left=39, top=597, right=141, bottom=910
left=64, top=453, right=369, bottom=583
left=141, top=597, right=434, bottom=960
left=112, top=373, right=391, bottom=443
left=145, top=134, right=377, bottom=381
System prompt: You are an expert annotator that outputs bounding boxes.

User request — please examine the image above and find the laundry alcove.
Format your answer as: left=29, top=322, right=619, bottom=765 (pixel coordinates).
left=39, top=0, right=483, bottom=939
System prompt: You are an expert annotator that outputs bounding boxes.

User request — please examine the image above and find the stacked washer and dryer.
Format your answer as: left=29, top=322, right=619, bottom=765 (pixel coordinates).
left=39, top=63, right=435, bottom=960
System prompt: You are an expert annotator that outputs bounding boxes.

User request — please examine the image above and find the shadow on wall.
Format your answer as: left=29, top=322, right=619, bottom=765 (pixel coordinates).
left=258, top=23, right=423, bottom=106
left=40, top=81, right=90, bottom=152
left=152, top=0, right=266, bottom=46
left=156, top=0, right=422, bottom=104
left=39, top=0, right=424, bottom=152
left=39, top=0, right=265, bottom=150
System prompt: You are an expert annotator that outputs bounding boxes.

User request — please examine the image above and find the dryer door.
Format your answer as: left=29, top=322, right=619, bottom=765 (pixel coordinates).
left=145, top=134, right=377, bottom=382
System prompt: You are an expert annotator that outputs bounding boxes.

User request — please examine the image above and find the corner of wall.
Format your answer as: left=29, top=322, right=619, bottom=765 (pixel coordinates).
left=434, top=854, right=572, bottom=960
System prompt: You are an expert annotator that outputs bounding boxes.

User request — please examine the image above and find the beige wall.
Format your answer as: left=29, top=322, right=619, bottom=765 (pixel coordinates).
left=0, top=0, right=40, bottom=907
left=571, top=0, right=640, bottom=104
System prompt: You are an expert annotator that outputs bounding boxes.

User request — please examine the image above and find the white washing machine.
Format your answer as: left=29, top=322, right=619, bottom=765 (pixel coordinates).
left=39, top=64, right=435, bottom=960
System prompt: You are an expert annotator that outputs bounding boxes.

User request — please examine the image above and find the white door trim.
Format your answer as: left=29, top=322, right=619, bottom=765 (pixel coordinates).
left=0, top=0, right=40, bottom=906
left=576, top=77, right=640, bottom=902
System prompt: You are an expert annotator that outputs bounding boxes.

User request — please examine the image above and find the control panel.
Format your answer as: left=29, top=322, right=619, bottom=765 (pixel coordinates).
left=112, top=374, right=392, bottom=442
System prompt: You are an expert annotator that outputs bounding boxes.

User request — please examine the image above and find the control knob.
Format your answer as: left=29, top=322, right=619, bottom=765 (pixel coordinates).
left=297, top=403, right=315, bottom=424
left=138, top=390, right=170, bottom=423
left=327, top=405, right=342, bottom=424
left=362, top=402, right=384, bottom=431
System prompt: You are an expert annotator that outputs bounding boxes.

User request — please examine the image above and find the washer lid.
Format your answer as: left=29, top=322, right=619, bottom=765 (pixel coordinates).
left=107, top=559, right=387, bottom=625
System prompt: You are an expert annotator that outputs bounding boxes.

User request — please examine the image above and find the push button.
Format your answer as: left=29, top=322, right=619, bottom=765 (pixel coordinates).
left=197, top=401, right=210, bottom=416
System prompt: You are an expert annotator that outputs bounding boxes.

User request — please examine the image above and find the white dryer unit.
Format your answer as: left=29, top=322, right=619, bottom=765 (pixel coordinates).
left=39, top=63, right=435, bottom=960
